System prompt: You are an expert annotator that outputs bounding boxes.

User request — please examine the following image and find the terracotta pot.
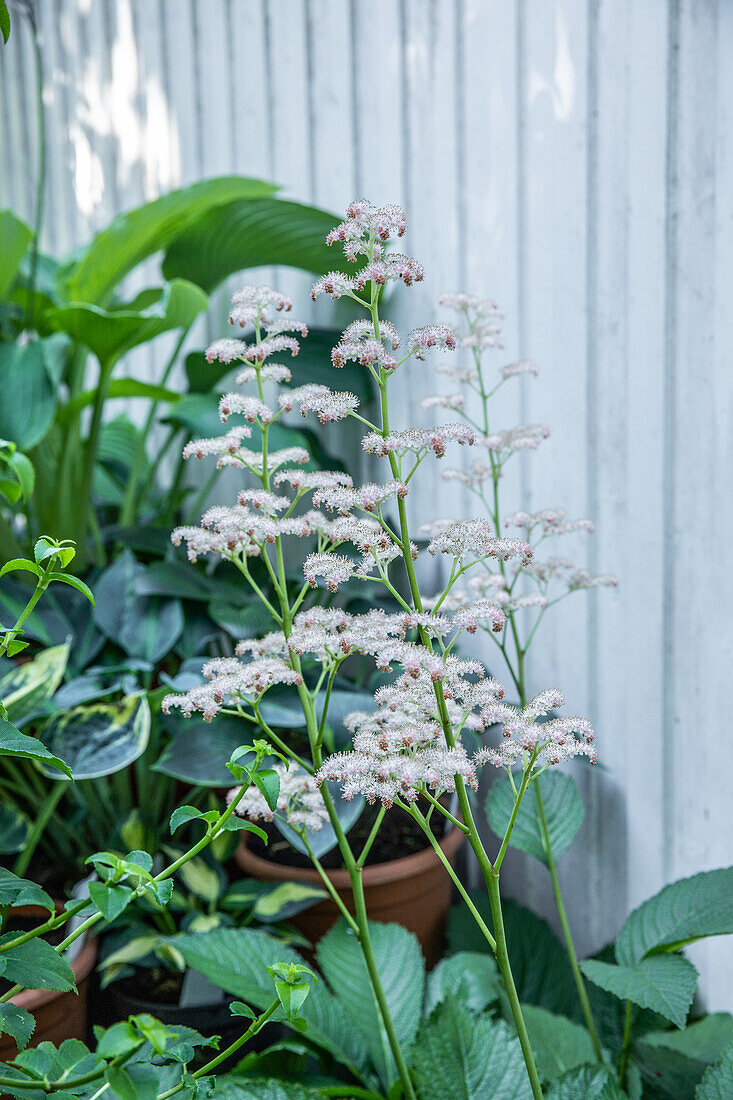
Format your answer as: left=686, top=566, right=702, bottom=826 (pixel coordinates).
left=235, top=825, right=465, bottom=967
left=0, top=906, right=98, bottom=1062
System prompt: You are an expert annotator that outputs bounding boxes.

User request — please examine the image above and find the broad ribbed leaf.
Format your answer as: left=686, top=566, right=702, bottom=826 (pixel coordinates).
left=448, top=895, right=578, bottom=1018
left=0, top=936, right=76, bottom=991
left=521, top=1005, right=597, bottom=1082
left=0, top=339, right=59, bottom=449
left=615, top=868, right=733, bottom=967
left=0, top=643, right=69, bottom=724
left=546, top=1065, right=627, bottom=1099
left=637, top=1014, right=733, bottom=1099
left=425, top=952, right=501, bottom=1015
left=47, top=279, right=208, bottom=368
left=211, top=1080, right=328, bottom=1100
left=581, top=955, right=697, bottom=1028
left=411, top=1000, right=533, bottom=1100
left=94, top=550, right=183, bottom=663
left=58, top=176, right=276, bottom=304
left=697, top=1042, right=733, bottom=1099
left=162, top=198, right=342, bottom=292
left=0, top=210, right=32, bottom=299
left=317, top=919, right=425, bottom=1090
left=38, top=694, right=150, bottom=779
left=486, top=772, right=584, bottom=864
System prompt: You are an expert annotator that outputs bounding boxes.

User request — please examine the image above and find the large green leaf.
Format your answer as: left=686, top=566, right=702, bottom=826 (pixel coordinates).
left=0, top=935, right=76, bottom=991
left=637, top=1015, right=733, bottom=1099
left=154, top=714, right=256, bottom=785
left=211, top=1080, right=328, bottom=1100
left=0, top=803, right=31, bottom=853
left=697, top=1042, right=733, bottom=1100
left=0, top=210, right=32, bottom=300
left=0, top=339, right=60, bottom=449
left=411, top=999, right=533, bottom=1100
left=57, top=176, right=277, bottom=305
left=0, top=642, right=69, bottom=723
left=521, top=1005, right=597, bottom=1082
left=93, top=550, right=183, bottom=663
left=38, top=694, right=151, bottom=779
left=57, top=379, right=180, bottom=425
left=615, top=868, right=733, bottom=967
left=0, top=721, right=71, bottom=778
left=546, top=1065, right=627, bottom=1099
left=448, top=896, right=579, bottom=1019
left=486, top=772, right=585, bottom=865
left=424, top=952, right=501, bottom=1015
left=580, top=955, right=697, bottom=1029
left=47, top=279, right=208, bottom=369
left=162, top=198, right=342, bottom=293
left=316, top=918, right=425, bottom=1089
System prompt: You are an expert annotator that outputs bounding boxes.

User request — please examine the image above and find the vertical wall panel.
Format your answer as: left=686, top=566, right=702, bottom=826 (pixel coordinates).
left=1, top=0, right=731, bottom=1008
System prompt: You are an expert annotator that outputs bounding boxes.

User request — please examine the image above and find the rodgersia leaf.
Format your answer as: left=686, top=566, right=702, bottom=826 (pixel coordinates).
left=485, top=771, right=585, bottom=864
left=696, top=1041, right=733, bottom=1099
left=545, top=1065, right=627, bottom=1099
left=580, top=955, right=697, bottom=1029
left=424, top=952, right=501, bottom=1015
left=636, top=1014, right=733, bottom=1098
left=521, top=1005, right=597, bottom=1082
left=615, top=867, right=733, bottom=967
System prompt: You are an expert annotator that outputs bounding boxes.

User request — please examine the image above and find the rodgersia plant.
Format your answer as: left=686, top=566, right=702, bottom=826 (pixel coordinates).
left=160, top=199, right=621, bottom=1100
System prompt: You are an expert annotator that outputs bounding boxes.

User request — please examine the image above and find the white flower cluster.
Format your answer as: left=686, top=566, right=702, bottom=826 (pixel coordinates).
left=228, top=764, right=329, bottom=832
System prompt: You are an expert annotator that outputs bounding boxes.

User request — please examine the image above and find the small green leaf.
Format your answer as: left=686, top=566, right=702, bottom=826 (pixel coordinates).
left=0, top=558, right=41, bottom=580
left=0, top=1003, right=34, bottom=1051
left=581, top=954, right=697, bottom=1028
left=0, top=867, right=54, bottom=910
left=46, top=573, right=95, bottom=606
left=88, top=881, right=133, bottom=922
left=0, top=720, right=72, bottom=778
left=0, top=1, right=9, bottom=43
left=486, top=771, right=585, bottom=865
left=230, top=1001, right=256, bottom=1020
left=253, top=882, right=328, bottom=923
left=252, top=768, right=280, bottom=812
left=170, top=805, right=207, bottom=835
left=273, top=979, right=311, bottom=1019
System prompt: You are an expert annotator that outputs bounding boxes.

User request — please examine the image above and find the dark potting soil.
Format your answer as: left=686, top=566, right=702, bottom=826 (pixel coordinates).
left=246, top=799, right=448, bottom=870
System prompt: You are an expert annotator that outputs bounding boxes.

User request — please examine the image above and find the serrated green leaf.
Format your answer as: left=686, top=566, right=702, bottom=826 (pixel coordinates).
left=170, top=805, right=207, bottom=834
left=521, top=1005, right=597, bottom=1082
left=486, top=771, right=585, bottom=864
left=636, top=1014, right=733, bottom=1098
left=697, top=1042, right=733, bottom=1099
left=546, top=1065, right=627, bottom=1099
left=581, top=955, right=697, bottom=1028
left=0, top=1003, right=34, bottom=1052
left=412, top=999, right=533, bottom=1100
left=425, top=952, right=501, bottom=1015
left=88, top=881, right=133, bottom=922
left=616, top=868, right=733, bottom=967
left=0, top=935, right=76, bottom=992
left=38, top=694, right=150, bottom=779
left=0, top=720, right=72, bottom=778
left=0, top=867, right=54, bottom=911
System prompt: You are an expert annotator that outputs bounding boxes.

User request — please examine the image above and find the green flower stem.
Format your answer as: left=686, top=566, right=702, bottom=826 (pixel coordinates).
left=534, top=780, right=603, bottom=1062
left=486, top=869, right=545, bottom=1100
left=12, top=781, right=66, bottom=878
left=493, top=762, right=536, bottom=873
left=156, top=1000, right=280, bottom=1100
left=0, top=1044, right=145, bottom=1094
left=419, top=789, right=470, bottom=835
left=356, top=804, right=386, bottom=868
left=617, top=999, right=634, bottom=1087
left=299, top=829, right=359, bottom=934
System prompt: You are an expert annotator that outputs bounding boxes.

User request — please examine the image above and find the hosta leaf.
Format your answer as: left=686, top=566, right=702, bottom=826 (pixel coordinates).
left=251, top=882, right=328, bottom=923
left=0, top=339, right=59, bottom=450
left=57, top=378, right=180, bottom=424
left=0, top=867, right=54, bottom=910
left=161, top=198, right=344, bottom=293
left=274, top=783, right=364, bottom=860
left=0, top=210, right=32, bottom=299
left=615, top=868, right=733, bottom=967
left=411, top=999, right=533, bottom=1100
left=47, top=279, right=208, bottom=369
left=448, top=895, right=579, bottom=1019
left=154, top=714, right=257, bottom=786
left=58, top=176, right=276, bottom=304
left=0, top=1003, right=35, bottom=1052
left=425, top=952, right=501, bottom=1015
left=580, top=955, right=697, bottom=1029
left=697, top=1042, right=733, bottom=1100
left=0, top=642, right=69, bottom=724
left=93, top=550, right=183, bottom=663
left=485, top=771, right=585, bottom=864
left=546, top=1065, right=627, bottom=1099
left=0, top=721, right=72, bottom=778
left=521, top=1005, right=597, bottom=1082
left=0, top=935, right=76, bottom=991
left=316, top=919, right=425, bottom=1090
left=0, top=803, right=31, bottom=853
left=38, top=694, right=151, bottom=779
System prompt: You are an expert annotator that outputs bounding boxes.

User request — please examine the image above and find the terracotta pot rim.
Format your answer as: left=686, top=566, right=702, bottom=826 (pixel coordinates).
left=7, top=926, right=98, bottom=1013
left=236, top=820, right=465, bottom=887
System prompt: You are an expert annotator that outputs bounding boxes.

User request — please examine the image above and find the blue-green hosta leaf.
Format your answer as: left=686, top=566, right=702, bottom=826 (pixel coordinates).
left=251, top=882, right=328, bottom=923
left=0, top=803, right=31, bottom=853
left=0, top=867, right=54, bottom=910
left=0, top=721, right=71, bottom=778
left=425, top=952, right=501, bottom=1015
left=485, top=771, right=585, bottom=865
left=521, top=1005, right=597, bottom=1082
left=615, top=868, right=733, bottom=967
left=154, top=714, right=258, bottom=786
left=161, top=197, right=346, bottom=293
left=411, top=999, right=533, bottom=1100
left=697, top=1042, right=733, bottom=1100
left=58, top=176, right=276, bottom=304
left=580, top=955, right=697, bottom=1029
left=0, top=1003, right=35, bottom=1052
left=274, top=782, right=364, bottom=860
left=316, top=919, right=425, bottom=1091
left=546, top=1065, right=627, bottom=1099
left=0, top=339, right=60, bottom=450
left=93, top=550, right=183, bottom=663
left=0, top=935, right=76, bottom=991
left=38, top=693, right=151, bottom=779
left=47, top=279, right=208, bottom=369
left=636, top=1014, right=733, bottom=1098
left=0, top=642, right=69, bottom=724
left=0, top=210, right=32, bottom=299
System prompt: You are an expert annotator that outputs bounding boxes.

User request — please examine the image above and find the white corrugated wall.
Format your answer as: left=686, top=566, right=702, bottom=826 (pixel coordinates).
left=2, top=0, right=732, bottom=1008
